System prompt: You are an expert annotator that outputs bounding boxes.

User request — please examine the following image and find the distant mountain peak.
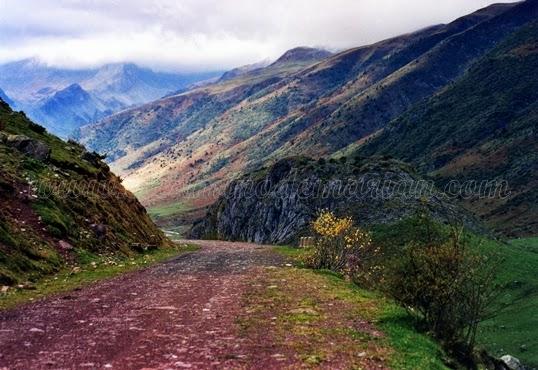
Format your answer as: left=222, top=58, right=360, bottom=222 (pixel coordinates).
left=218, top=59, right=271, bottom=82
left=97, top=62, right=142, bottom=74
left=271, top=47, right=332, bottom=66
left=46, top=83, right=91, bottom=104
left=61, top=83, right=86, bottom=93
left=18, top=57, right=44, bottom=68
left=0, top=59, right=222, bottom=137
left=0, top=87, right=15, bottom=108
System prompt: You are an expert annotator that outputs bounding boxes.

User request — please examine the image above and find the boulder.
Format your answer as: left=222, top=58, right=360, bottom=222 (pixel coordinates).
left=5, top=135, right=51, bottom=161
left=500, top=355, right=524, bottom=370
left=58, top=240, right=74, bottom=251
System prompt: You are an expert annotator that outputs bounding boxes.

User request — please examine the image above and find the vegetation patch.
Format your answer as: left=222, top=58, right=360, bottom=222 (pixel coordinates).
left=0, top=100, right=172, bottom=284
left=240, top=262, right=448, bottom=369
left=147, top=201, right=191, bottom=222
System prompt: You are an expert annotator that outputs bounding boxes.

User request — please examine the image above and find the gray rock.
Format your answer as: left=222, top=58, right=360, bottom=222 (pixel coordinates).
left=190, top=157, right=482, bottom=244
left=5, top=135, right=51, bottom=161
left=501, top=355, right=524, bottom=370
left=58, top=240, right=74, bottom=251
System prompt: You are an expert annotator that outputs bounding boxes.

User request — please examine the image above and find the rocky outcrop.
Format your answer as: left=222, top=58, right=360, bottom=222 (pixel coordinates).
left=190, top=157, right=482, bottom=244
left=2, top=134, right=51, bottom=161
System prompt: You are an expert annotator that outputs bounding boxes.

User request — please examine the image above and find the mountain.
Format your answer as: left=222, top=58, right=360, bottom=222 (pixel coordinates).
left=0, top=88, right=15, bottom=108
left=190, top=156, right=482, bottom=244
left=0, top=60, right=222, bottom=137
left=76, top=45, right=334, bottom=161
left=0, top=97, right=170, bottom=285
left=358, top=20, right=538, bottom=237
left=0, top=58, right=93, bottom=105
left=269, top=47, right=332, bottom=66
left=79, top=63, right=213, bottom=107
left=31, top=84, right=113, bottom=138
left=77, top=1, right=535, bottom=234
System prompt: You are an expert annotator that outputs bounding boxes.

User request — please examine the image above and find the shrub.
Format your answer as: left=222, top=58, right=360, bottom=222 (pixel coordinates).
left=304, top=210, right=377, bottom=278
left=305, top=210, right=501, bottom=366
left=28, top=121, right=46, bottom=134
left=381, top=225, right=500, bottom=359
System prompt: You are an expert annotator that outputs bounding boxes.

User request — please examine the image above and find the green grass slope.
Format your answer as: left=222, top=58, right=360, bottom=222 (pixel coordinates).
left=478, top=237, right=538, bottom=367
left=371, top=220, right=538, bottom=366
left=360, top=21, right=538, bottom=236
left=0, top=99, right=170, bottom=285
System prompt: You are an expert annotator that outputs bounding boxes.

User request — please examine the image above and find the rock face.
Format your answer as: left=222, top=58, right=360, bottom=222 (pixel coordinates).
left=190, top=157, right=481, bottom=244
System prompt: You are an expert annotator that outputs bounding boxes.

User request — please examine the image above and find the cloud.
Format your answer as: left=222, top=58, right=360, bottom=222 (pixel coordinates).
left=0, top=0, right=519, bottom=72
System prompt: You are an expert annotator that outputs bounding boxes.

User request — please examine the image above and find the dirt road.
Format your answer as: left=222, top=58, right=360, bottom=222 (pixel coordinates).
left=0, top=241, right=289, bottom=369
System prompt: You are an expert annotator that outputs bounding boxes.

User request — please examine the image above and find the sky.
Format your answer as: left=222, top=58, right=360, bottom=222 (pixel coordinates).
left=0, top=0, right=520, bottom=72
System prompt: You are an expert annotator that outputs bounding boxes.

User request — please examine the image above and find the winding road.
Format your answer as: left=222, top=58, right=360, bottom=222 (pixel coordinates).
left=0, top=241, right=288, bottom=369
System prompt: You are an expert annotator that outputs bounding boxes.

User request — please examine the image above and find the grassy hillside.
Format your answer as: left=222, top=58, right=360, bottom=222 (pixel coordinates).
left=351, top=216, right=538, bottom=367
left=0, top=98, right=171, bottom=285
left=359, top=21, right=538, bottom=236
left=277, top=232, right=538, bottom=367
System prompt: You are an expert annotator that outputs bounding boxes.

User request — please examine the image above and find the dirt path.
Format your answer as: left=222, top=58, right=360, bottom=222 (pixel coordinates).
left=0, top=240, right=288, bottom=369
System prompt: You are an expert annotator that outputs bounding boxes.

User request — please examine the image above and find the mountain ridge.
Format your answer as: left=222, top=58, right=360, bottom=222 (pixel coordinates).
left=358, top=20, right=538, bottom=236
left=77, top=1, right=536, bottom=236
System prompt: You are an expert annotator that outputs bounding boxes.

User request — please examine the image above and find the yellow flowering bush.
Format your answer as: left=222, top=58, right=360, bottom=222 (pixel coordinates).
left=304, top=210, right=375, bottom=278
left=312, top=212, right=352, bottom=237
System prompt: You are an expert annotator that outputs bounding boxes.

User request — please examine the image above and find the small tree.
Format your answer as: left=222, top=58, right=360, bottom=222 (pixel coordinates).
left=382, top=225, right=500, bottom=359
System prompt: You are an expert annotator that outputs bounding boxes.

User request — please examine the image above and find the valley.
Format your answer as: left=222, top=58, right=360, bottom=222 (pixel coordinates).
left=1, top=0, right=536, bottom=368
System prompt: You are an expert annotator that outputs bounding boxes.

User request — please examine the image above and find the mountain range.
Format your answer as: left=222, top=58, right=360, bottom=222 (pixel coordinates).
left=0, top=60, right=222, bottom=137
left=75, top=0, right=537, bottom=237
